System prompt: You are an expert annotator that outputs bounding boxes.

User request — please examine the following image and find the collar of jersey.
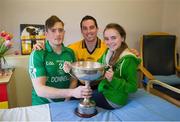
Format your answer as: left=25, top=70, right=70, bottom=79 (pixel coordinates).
left=82, top=37, right=101, bottom=48
left=45, top=40, right=66, bottom=53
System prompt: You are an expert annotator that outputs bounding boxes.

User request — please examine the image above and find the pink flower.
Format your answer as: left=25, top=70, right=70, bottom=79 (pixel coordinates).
left=4, top=40, right=12, bottom=48
left=4, top=34, right=12, bottom=40
left=0, top=31, right=7, bottom=37
left=0, top=31, right=13, bottom=40
left=0, top=30, right=13, bottom=57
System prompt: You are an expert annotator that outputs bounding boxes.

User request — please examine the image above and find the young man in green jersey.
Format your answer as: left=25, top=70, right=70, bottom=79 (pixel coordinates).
left=29, top=15, right=92, bottom=105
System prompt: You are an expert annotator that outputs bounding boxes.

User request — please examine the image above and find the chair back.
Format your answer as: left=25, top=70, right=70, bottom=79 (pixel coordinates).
left=140, top=32, right=176, bottom=75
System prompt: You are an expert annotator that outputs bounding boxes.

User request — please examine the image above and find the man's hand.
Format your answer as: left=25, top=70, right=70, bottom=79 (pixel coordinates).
left=130, top=48, right=140, bottom=57
left=72, top=85, right=92, bottom=99
left=63, top=61, right=71, bottom=73
left=33, top=42, right=45, bottom=50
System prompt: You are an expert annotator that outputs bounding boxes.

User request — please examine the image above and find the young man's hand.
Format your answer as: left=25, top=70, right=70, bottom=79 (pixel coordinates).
left=63, top=61, right=71, bottom=73
left=72, top=85, right=92, bottom=99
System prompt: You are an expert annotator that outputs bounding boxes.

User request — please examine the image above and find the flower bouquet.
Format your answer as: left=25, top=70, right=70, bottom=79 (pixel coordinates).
left=0, top=31, right=13, bottom=69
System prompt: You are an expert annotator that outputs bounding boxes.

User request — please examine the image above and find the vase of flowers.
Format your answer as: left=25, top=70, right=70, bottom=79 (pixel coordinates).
left=0, top=31, right=13, bottom=70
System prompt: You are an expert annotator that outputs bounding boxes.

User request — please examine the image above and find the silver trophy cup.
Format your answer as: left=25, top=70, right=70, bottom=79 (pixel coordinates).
left=70, top=61, right=105, bottom=118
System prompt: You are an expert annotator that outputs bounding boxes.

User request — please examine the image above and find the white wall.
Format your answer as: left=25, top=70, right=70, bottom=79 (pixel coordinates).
left=0, top=0, right=171, bottom=53
left=0, top=0, right=4, bottom=29
left=162, top=0, right=180, bottom=53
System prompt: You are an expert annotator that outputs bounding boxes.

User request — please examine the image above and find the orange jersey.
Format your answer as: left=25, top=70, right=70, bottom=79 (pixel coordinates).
left=68, top=38, right=107, bottom=61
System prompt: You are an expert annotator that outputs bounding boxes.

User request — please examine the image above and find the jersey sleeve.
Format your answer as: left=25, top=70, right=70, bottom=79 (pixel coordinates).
left=29, top=50, right=46, bottom=79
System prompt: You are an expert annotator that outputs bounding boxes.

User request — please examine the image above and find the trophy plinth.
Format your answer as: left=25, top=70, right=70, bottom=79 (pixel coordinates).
left=70, top=61, right=105, bottom=118
left=75, top=97, right=97, bottom=118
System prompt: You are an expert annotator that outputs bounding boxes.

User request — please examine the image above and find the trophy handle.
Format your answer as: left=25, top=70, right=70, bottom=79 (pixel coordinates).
left=68, top=71, right=78, bottom=79
left=104, top=64, right=111, bottom=71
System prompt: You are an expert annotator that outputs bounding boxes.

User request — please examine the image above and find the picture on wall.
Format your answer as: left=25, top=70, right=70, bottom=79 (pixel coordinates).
left=20, top=24, right=45, bottom=55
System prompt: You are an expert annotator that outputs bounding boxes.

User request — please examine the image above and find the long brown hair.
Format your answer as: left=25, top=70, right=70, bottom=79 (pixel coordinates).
left=103, top=23, right=128, bottom=66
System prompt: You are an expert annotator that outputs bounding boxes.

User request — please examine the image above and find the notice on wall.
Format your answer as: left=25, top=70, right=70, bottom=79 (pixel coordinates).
left=20, top=24, right=45, bottom=55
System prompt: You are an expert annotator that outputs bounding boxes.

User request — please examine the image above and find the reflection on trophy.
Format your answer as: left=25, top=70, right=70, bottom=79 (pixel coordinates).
left=70, top=61, right=105, bottom=118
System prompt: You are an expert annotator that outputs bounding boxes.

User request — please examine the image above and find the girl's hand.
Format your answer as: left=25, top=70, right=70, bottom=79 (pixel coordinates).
left=105, top=67, right=114, bottom=82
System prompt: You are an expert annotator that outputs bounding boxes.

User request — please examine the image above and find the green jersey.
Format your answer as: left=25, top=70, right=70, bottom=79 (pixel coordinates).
left=29, top=41, right=76, bottom=105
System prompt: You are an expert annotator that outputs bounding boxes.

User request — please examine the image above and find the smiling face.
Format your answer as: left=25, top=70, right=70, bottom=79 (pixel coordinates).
left=46, top=22, right=65, bottom=47
left=81, top=19, right=98, bottom=43
left=104, top=28, right=124, bottom=51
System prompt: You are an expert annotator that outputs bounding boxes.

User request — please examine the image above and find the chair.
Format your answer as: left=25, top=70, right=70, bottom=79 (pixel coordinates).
left=139, top=32, right=180, bottom=106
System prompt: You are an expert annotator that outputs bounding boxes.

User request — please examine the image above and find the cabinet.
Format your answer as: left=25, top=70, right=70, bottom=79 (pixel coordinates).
left=0, top=69, right=15, bottom=109
left=5, top=55, right=32, bottom=107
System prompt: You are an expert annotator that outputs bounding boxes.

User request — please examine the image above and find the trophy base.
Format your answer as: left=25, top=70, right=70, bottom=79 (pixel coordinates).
left=75, top=108, right=97, bottom=118
left=74, top=99, right=97, bottom=118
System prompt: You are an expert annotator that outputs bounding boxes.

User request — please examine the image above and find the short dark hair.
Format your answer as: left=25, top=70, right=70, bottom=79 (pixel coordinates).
left=80, top=15, right=98, bottom=29
left=45, top=15, right=64, bottom=32
left=103, top=23, right=126, bottom=41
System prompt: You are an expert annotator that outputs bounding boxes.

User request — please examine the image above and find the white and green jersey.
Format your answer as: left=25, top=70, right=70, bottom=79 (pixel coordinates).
left=29, top=41, right=76, bottom=105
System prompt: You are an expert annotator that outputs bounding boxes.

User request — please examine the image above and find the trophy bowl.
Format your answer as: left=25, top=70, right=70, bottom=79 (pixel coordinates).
left=70, top=61, right=105, bottom=118
left=70, top=61, right=105, bottom=82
